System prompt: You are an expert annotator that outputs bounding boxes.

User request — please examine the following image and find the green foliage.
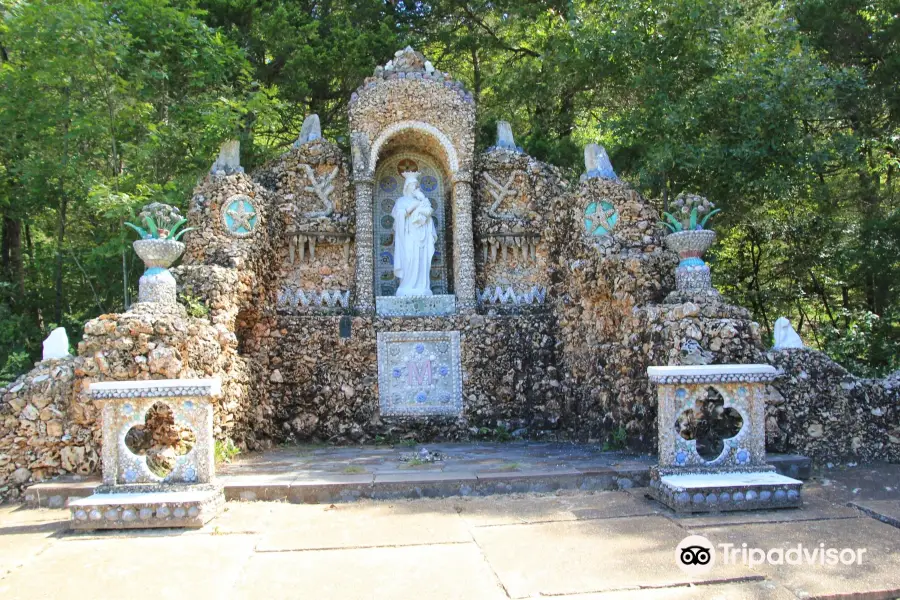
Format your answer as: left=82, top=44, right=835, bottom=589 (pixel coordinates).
left=0, top=352, right=32, bottom=387
left=602, top=426, right=629, bottom=452
left=475, top=426, right=513, bottom=442
left=214, top=438, right=241, bottom=464
left=178, top=292, right=209, bottom=319
left=821, top=309, right=900, bottom=379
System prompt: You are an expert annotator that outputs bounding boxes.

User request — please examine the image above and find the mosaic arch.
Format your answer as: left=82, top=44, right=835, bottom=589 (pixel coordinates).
left=367, top=120, right=460, bottom=177
left=374, top=152, right=450, bottom=296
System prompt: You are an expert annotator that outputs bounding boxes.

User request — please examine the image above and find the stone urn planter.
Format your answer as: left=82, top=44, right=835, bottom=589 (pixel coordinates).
left=664, top=230, right=716, bottom=292
left=133, top=238, right=185, bottom=305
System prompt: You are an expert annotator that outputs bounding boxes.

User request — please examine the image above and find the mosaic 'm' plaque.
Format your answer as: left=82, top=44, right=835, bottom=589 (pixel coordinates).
left=377, top=331, right=462, bottom=416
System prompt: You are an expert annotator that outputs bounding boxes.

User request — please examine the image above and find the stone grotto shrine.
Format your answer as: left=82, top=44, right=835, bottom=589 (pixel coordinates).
left=1, top=47, right=898, bottom=501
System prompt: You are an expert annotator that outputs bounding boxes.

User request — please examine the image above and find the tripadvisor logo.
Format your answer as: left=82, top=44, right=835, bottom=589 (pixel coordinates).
left=676, top=535, right=867, bottom=574
left=676, top=535, right=716, bottom=575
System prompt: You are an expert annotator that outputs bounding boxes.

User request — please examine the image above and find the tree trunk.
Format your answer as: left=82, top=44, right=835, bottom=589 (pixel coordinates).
left=1, top=216, right=10, bottom=278
left=7, top=217, right=23, bottom=297
left=54, top=197, right=67, bottom=324
left=1, top=216, right=23, bottom=297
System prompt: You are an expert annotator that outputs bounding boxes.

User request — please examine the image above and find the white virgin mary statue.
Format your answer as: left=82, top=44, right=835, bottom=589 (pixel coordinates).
left=392, top=171, right=437, bottom=296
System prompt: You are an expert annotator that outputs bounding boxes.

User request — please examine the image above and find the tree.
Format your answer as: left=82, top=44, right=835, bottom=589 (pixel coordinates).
left=0, top=0, right=257, bottom=375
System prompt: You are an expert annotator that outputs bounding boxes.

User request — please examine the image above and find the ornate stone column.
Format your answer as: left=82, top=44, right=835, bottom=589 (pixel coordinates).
left=451, top=174, right=477, bottom=312
left=353, top=176, right=376, bottom=314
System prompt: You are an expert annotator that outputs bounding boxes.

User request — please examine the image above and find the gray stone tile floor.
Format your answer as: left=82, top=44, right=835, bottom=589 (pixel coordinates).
left=2, top=459, right=900, bottom=599
left=217, top=442, right=656, bottom=479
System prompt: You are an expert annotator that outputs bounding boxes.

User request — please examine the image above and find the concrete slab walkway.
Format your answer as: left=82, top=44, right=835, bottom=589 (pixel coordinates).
left=23, top=443, right=811, bottom=507
left=2, top=463, right=899, bottom=599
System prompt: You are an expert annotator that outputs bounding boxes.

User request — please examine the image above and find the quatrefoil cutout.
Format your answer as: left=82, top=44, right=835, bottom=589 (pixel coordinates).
left=674, top=387, right=744, bottom=462
left=124, top=401, right=196, bottom=479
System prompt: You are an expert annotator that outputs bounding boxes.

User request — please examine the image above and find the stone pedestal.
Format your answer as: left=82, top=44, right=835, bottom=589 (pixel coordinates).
left=133, top=238, right=185, bottom=305
left=647, top=365, right=802, bottom=513
left=68, top=379, right=225, bottom=530
left=138, top=267, right=177, bottom=305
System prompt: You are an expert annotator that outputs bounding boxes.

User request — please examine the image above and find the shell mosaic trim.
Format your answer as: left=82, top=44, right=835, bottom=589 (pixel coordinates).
left=277, top=287, right=351, bottom=312
left=99, top=395, right=215, bottom=487
left=478, top=286, right=547, bottom=306
left=352, top=180, right=376, bottom=313
left=665, top=384, right=752, bottom=469
left=220, top=194, right=258, bottom=238
left=650, top=478, right=801, bottom=512
left=375, top=294, right=457, bottom=317
left=91, top=384, right=219, bottom=399
left=664, top=229, right=716, bottom=255
left=368, top=120, right=460, bottom=176
left=654, top=374, right=770, bottom=472
left=69, top=489, right=225, bottom=529
left=648, top=372, right=778, bottom=384
left=92, top=379, right=217, bottom=488
left=72, top=504, right=203, bottom=523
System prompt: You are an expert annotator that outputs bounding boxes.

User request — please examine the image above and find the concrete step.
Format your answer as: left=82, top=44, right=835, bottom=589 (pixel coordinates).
left=21, top=452, right=813, bottom=508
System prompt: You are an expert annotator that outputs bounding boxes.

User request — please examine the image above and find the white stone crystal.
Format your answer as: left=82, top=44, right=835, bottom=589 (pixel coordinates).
left=583, top=143, right=617, bottom=180
left=209, top=139, right=242, bottom=174
left=496, top=121, right=516, bottom=150
left=773, top=317, right=805, bottom=349
left=296, top=114, right=322, bottom=146
left=42, top=327, right=70, bottom=361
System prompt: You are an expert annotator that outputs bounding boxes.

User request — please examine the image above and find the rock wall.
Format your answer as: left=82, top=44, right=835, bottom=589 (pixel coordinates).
left=237, top=313, right=563, bottom=443
left=474, top=148, right=567, bottom=307
left=0, top=358, right=88, bottom=501
left=0, top=303, right=253, bottom=500
left=767, top=349, right=900, bottom=463
left=549, top=176, right=767, bottom=448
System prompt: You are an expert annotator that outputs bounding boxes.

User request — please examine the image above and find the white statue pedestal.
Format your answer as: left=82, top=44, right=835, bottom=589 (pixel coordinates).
left=376, top=294, right=456, bottom=317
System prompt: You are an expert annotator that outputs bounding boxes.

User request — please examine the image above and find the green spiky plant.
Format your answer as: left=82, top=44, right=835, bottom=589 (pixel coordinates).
left=659, top=193, right=720, bottom=233
left=124, top=202, right=195, bottom=240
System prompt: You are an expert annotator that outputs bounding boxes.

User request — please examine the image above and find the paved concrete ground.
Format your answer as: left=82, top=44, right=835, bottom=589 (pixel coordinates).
left=25, top=443, right=811, bottom=507
left=2, top=463, right=899, bottom=599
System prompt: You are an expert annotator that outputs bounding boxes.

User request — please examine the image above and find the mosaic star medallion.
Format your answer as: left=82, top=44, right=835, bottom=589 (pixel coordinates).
left=221, top=194, right=258, bottom=238
left=584, top=199, right=618, bottom=236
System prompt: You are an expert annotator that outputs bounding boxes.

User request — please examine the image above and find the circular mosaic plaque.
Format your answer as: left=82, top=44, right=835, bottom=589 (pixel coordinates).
left=221, top=195, right=258, bottom=238
left=584, top=200, right=618, bottom=236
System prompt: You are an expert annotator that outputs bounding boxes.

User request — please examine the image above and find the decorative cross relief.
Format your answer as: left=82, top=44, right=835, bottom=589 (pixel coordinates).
left=482, top=171, right=526, bottom=221
left=301, top=164, right=339, bottom=218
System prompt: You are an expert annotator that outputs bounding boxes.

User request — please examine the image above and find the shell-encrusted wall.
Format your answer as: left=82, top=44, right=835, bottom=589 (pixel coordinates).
left=474, top=148, right=567, bottom=311
left=253, top=139, right=355, bottom=313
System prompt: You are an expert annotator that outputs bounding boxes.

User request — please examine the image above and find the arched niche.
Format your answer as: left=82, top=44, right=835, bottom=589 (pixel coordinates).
left=366, top=120, right=460, bottom=178
left=351, top=120, right=476, bottom=314
left=373, top=150, right=452, bottom=297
